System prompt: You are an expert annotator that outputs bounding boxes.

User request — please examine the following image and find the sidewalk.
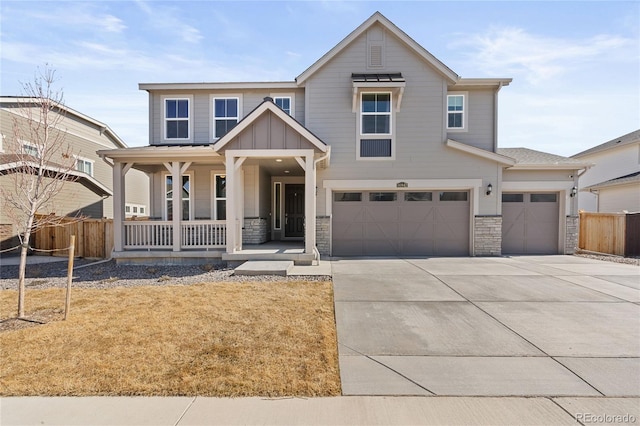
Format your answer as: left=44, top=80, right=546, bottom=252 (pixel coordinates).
left=2, top=395, right=639, bottom=425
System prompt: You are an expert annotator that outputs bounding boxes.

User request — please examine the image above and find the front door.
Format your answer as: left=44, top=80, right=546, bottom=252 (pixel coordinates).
left=285, top=184, right=305, bottom=238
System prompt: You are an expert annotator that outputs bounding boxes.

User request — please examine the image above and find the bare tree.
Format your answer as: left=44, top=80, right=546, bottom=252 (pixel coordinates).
left=1, top=66, right=78, bottom=318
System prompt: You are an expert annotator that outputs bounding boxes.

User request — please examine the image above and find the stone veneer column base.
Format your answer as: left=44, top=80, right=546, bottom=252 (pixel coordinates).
left=315, top=216, right=331, bottom=256
left=565, top=215, right=579, bottom=254
left=474, top=215, right=502, bottom=256
left=242, top=218, right=268, bottom=244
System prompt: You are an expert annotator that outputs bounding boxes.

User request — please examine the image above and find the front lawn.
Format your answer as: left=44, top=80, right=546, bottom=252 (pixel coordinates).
left=0, top=280, right=340, bottom=396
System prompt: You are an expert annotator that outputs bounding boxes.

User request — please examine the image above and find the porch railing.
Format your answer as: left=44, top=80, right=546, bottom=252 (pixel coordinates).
left=123, top=220, right=226, bottom=249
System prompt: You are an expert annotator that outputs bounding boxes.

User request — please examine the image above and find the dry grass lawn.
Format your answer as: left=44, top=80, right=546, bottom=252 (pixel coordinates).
left=0, top=281, right=340, bottom=396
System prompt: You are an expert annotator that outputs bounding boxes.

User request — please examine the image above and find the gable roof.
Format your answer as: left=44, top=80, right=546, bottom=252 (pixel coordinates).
left=572, top=129, right=640, bottom=158
left=296, top=12, right=459, bottom=85
left=0, top=96, right=128, bottom=149
left=498, top=147, right=590, bottom=170
left=446, top=139, right=515, bottom=166
left=213, top=98, right=327, bottom=153
left=583, top=171, right=640, bottom=191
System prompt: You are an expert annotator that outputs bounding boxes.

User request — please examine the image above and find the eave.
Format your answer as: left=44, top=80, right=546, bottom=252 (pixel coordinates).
left=446, top=139, right=516, bottom=166
left=139, top=82, right=298, bottom=91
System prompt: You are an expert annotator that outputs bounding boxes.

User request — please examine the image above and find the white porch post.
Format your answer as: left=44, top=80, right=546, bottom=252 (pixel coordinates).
left=112, top=162, right=124, bottom=252
left=171, top=161, right=181, bottom=252
left=225, top=152, right=236, bottom=253
left=304, top=154, right=316, bottom=255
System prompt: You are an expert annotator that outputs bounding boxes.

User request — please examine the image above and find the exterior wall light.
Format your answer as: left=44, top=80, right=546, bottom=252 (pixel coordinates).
left=486, top=183, right=493, bottom=196
left=570, top=186, right=577, bottom=197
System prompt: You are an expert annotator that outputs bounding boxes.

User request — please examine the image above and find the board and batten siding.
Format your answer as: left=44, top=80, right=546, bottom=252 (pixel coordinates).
left=303, top=24, right=501, bottom=215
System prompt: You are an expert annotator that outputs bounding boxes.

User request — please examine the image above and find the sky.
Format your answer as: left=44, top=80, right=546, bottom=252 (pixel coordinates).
left=1, top=1, right=638, bottom=156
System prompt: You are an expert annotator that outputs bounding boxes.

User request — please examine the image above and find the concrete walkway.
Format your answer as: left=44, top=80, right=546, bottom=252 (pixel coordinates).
left=332, top=255, right=640, bottom=397
left=2, top=395, right=638, bottom=425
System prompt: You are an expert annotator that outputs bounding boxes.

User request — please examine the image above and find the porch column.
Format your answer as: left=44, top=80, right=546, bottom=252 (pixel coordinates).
left=304, top=154, right=316, bottom=254
left=171, top=161, right=181, bottom=252
left=225, top=153, right=236, bottom=253
left=112, top=162, right=124, bottom=252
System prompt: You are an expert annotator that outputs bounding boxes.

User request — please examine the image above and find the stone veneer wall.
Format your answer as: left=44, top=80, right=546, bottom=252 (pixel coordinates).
left=242, top=218, right=268, bottom=244
left=565, top=215, right=579, bottom=254
left=473, top=215, right=502, bottom=256
left=316, top=216, right=331, bottom=256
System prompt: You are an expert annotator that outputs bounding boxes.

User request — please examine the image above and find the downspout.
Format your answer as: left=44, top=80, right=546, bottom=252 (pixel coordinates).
left=312, top=146, right=331, bottom=263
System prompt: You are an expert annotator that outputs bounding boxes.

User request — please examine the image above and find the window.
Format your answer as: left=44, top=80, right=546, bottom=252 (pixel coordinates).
left=369, top=192, right=396, bottom=202
left=213, top=97, right=239, bottom=138
left=362, top=93, right=391, bottom=134
left=75, top=157, right=94, bottom=176
left=502, top=193, right=524, bottom=203
left=359, top=92, right=393, bottom=159
left=125, top=205, right=131, bottom=213
left=447, top=93, right=466, bottom=130
left=530, top=193, right=557, bottom=203
left=213, top=174, right=226, bottom=220
left=334, top=192, right=362, bottom=202
left=22, top=143, right=39, bottom=158
left=164, top=98, right=190, bottom=140
left=405, top=192, right=433, bottom=201
left=439, top=191, right=468, bottom=201
left=125, top=203, right=147, bottom=217
left=274, top=97, right=292, bottom=115
left=165, top=174, right=192, bottom=220
left=274, top=182, right=282, bottom=229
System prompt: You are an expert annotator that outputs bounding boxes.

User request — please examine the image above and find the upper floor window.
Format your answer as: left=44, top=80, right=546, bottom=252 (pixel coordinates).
left=274, top=96, right=292, bottom=115
left=214, top=97, right=239, bottom=139
left=164, top=98, right=190, bottom=140
left=75, top=156, right=94, bottom=176
left=22, top=142, right=39, bottom=158
left=361, top=93, right=391, bottom=135
left=447, top=93, right=466, bottom=130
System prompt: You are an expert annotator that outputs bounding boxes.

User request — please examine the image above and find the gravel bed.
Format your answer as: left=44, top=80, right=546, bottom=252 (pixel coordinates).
left=0, top=259, right=330, bottom=291
left=574, top=251, right=640, bottom=266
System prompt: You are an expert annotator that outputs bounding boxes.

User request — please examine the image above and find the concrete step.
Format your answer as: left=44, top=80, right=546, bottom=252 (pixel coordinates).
left=233, top=260, right=294, bottom=276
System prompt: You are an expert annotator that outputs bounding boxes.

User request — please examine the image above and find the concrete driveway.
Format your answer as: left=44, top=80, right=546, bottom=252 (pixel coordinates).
left=332, top=255, right=640, bottom=397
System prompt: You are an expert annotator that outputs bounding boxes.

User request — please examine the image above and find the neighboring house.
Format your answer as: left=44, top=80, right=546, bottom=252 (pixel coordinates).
left=98, top=12, right=588, bottom=264
left=572, top=129, right=640, bottom=213
left=0, top=97, right=149, bottom=249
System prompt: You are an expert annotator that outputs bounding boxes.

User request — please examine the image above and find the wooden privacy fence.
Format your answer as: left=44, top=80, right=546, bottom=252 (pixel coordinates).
left=34, top=215, right=114, bottom=258
left=578, top=211, right=640, bottom=257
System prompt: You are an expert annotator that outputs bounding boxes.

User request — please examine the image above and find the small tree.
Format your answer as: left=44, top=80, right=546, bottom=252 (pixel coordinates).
left=0, top=66, right=77, bottom=318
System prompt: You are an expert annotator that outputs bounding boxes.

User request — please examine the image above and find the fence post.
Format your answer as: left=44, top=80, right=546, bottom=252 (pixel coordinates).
left=64, top=235, right=75, bottom=320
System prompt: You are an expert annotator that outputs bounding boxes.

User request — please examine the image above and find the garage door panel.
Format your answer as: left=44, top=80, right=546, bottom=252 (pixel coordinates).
left=502, top=193, right=558, bottom=255
left=332, top=190, right=470, bottom=256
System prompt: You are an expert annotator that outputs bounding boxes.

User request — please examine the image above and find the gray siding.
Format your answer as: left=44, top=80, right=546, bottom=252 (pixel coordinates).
left=447, top=88, right=495, bottom=151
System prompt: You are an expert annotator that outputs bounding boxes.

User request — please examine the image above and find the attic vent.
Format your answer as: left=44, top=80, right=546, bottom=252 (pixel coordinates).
left=369, top=45, right=384, bottom=68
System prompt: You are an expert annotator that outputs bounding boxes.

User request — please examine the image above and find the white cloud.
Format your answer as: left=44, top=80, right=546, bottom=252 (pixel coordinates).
left=22, top=7, right=126, bottom=34
left=453, top=27, right=635, bottom=84
left=135, top=1, right=203, bottom=44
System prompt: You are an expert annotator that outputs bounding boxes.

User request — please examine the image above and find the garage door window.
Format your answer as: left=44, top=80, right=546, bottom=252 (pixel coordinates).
left=502, top=193, right=524, bottom=202
left=369, top=192, right=397, bottom=201
left=405, top=192, right=432, bottom=201
left=439, top=191, right=468, bottom=201
left=335, top=192, right=362, bottom=202
left=531, top=193, right=557, bottom=202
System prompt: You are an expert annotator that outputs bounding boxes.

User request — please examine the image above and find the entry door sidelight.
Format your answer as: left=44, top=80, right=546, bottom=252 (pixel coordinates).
left=284, top=184, right=305, bottom=238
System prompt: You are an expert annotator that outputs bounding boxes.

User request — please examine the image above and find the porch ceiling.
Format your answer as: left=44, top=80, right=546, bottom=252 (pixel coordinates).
left=247, top=157, right=306, bottom=176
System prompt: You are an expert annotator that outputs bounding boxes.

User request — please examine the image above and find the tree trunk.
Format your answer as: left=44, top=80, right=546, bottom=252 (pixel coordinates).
left=17, top=242, right=28, bottom=318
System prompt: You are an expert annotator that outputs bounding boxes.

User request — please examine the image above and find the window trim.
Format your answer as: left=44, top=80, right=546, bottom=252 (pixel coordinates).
left=162, top=96, right=193, bottom=142
left=271, top=94, right=294, bottom=116
left=21, top=141, right=39, bottom=158
left=356, top=91, right=395, bottom=161
left=74, top=155, right=94, bottom=177
left=0, top=134, right=4, bottom=153
left=210, top=172, right=227, bottom=221
left=212, top=95, right=242, bottom=140
left=446, top=92, right=468, bottom=132
left=163, top=172, right=193, bottom=221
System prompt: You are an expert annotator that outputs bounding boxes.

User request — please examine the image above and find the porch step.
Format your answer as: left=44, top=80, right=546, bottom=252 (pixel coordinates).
left=233, top=260, right=294, bottom=276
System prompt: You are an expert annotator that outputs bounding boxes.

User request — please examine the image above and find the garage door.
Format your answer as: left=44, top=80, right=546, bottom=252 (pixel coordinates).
left=332, top=190, right=470, bottom=256
left=502, top=193, right=559, bottom=254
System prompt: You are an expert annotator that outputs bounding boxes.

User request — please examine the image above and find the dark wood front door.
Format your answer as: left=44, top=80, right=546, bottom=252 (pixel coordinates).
left=285, top=184, right=305, bottom=238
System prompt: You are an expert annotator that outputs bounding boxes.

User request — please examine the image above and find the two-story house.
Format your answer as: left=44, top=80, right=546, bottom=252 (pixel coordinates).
left=99, top=12, right=588, bottom=265
left=572, top=129, right=640, bottom=213
left=0, top=97, right=149, bottom=250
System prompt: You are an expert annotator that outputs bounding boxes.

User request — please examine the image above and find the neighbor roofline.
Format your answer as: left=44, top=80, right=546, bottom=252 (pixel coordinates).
left=296, top=11, right=459, bottom=85
left=0, top=96, right=128, bottom=149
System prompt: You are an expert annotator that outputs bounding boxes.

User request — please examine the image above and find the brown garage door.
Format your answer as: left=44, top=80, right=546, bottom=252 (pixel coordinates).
left=502, top=192, right=559, bottom=254
left=332, top=190, right=470, bottom=256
